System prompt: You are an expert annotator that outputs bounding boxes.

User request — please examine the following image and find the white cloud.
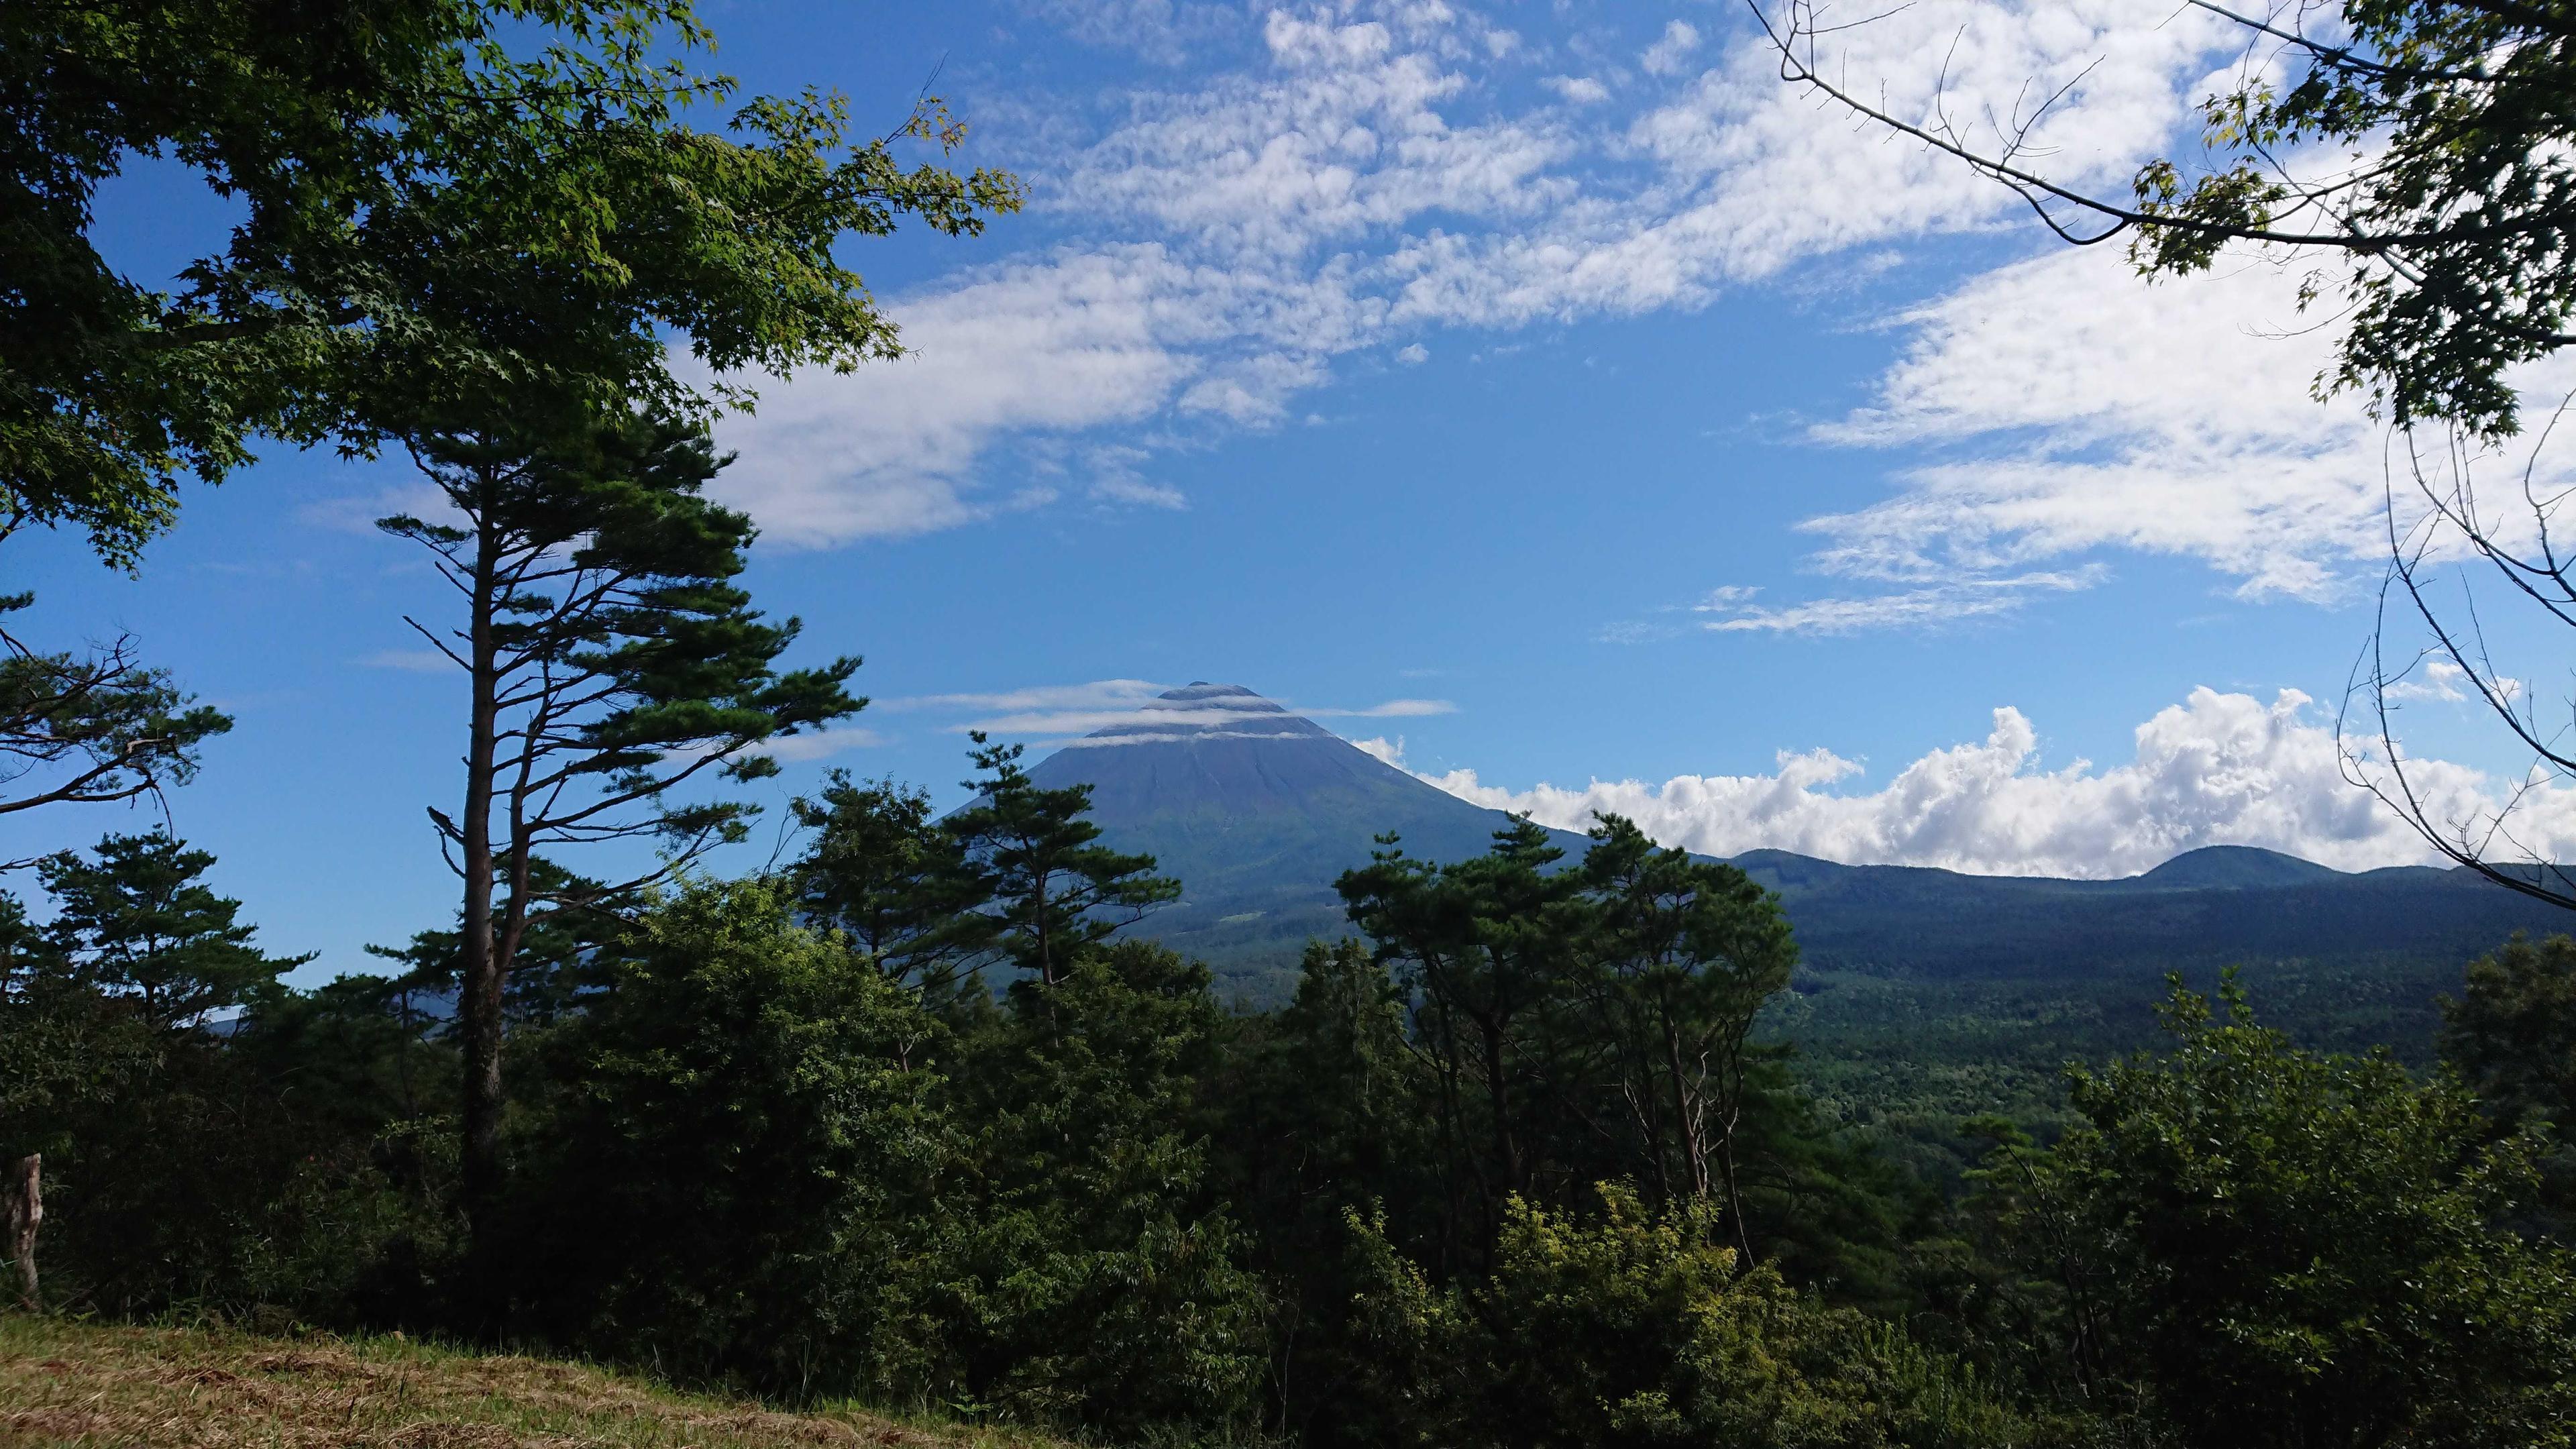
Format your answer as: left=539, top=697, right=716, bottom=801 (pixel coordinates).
left=1809, top=248, right=2385, bottom=599
left=1350, top=733, right=1408, bottom=766
left=718, top=0, right=2259, bottom=547
left=1014, top=0, right=1235, bottom=64
left=1639, top=19, right=1701, bottom=77
left=1778, top=245, right=2576, bottom=616
left=872, top=678, right=1457, bottom=741
left=1395, top=341, right=1430, bottom=364
left=2382, top=656, right=2525, bottom=706
left=958, top=694, right=1454, bottom=737
left=1698, top=567, right=2103, bottom=634
left=1088, top=444, right=1189, bottom=509
left=719, top=0, right=2576, bottom=606
left=1348, top=697, right=1454, bottom=717
left=878, top=680, right=1173, bottom=714
left=747, top=724, right=888, bottom=763
left=299, top=480, right=458, bottom=536
left=1092, top=476, right=1191, bottom=508
left=710, top=249, right=1208, bottom=547
left=1414, top=686, right=2576, bottom=877
left=358, top=648, right=451, bottom=673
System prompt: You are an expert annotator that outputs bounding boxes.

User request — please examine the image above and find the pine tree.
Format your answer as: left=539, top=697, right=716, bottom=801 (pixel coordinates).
left=379, top=400, right=859, bottom=1231
left=943, top=733, right=1178, bottom=990
left=790, top=770, right=986, bottom=996
left=38, top=831, right=311, bottom=1030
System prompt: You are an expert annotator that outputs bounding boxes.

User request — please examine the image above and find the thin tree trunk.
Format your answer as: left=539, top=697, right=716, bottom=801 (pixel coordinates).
left=1715, top=1136, right=1754, bottom=1269
left=5, top=1154, right=38, bottom=1311
left=1033, top=869, right=1053, bottom=987
left=1715, top=1042, right=1755, bottom=1269
left=458, top=513, right=505, bottom=1240
left=1482, top=1008, right=1519, bottom=1199
left=1663, top=1014, right=1711, bottom=1199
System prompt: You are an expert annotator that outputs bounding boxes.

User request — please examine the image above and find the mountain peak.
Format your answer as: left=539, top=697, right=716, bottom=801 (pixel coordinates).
left=1152, top=682, right=1286, bottom=712
left=2133, top=844, right=2343, bottom=890
left=1024, top=683, right=1576, bottom=971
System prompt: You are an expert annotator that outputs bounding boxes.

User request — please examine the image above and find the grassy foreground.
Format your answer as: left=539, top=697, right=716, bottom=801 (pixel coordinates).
left=0, top=1316, right=1064, bottom=1449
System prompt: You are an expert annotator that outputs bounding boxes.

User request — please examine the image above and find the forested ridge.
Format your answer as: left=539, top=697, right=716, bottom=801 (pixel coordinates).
left=10, top=775, right=2576, bottom=1446
left=11, top=0, right=2576, bottom=1444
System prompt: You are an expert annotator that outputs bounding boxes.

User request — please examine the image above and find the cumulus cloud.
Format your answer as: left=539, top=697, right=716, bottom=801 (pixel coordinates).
left=2382, top=656, right=2525, bottom=706
left=1350, top=733, right=1408, bottom=766
left=1414, top=687, right=2576, bottom=877
left=1639, top=19, right=1701, bottom=78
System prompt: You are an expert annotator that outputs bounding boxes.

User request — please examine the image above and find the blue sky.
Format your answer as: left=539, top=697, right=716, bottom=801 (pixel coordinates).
left=13, top=0, right=2576, bottom=979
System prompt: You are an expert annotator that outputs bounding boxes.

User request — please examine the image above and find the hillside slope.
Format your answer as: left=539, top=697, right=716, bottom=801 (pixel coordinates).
left=0, top=1317, right=1059, bottom=1449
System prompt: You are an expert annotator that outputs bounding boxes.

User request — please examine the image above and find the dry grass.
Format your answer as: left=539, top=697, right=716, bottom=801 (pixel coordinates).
left=0, top=1316, right=1067, bottom=1449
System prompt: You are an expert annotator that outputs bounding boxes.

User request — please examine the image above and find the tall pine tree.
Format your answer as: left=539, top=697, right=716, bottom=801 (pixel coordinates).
left=944, top=733, right=1177, bottom=991
left=380, top=400, right=859, bottom=1232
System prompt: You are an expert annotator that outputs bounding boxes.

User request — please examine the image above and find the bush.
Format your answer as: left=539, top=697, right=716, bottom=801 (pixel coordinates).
left=500, top=878, right=947, bottom=1397
left=1344, top=1183, right=2029, bottom=1449
left=2019, top=974, right=2576, bottom=1448
left=907, top=940, right=1271, bottom=1436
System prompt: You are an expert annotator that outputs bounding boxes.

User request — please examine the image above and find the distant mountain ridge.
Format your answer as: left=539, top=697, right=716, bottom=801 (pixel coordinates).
left=1027, top=685, right=2572, bottom=1002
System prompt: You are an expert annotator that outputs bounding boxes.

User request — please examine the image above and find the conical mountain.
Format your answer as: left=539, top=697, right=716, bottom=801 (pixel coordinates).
left=1024, top=684, right=1578, bottom=989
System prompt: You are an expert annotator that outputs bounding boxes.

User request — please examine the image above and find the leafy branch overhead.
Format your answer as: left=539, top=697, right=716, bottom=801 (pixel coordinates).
left=0, top=594, right=229, bottom=830
left=1, top=0, right=1026, bottom=567
left=1752, top=0, right=2575, bottom=437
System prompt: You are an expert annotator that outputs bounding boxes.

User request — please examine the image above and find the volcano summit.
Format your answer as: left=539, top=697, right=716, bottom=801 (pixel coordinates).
left=1022, top=684, right=1578, bottom=990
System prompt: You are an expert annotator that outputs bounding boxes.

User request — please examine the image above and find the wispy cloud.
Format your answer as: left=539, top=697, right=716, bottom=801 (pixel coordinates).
left=875, top=678, right=1454, bottom=741
left=747, top=724, right=888, bottom=762
left=1339, top=698, right=1452, bottom=718
left=1695, top=568, right=2105, bottom=635
left=1089, top=444, right=1190, bottom=509
left=714, top=1, right=2253, bottom=548
left=358, top=648, right=452, bottom=673
left=877, top=680, right=1171, bottom=714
